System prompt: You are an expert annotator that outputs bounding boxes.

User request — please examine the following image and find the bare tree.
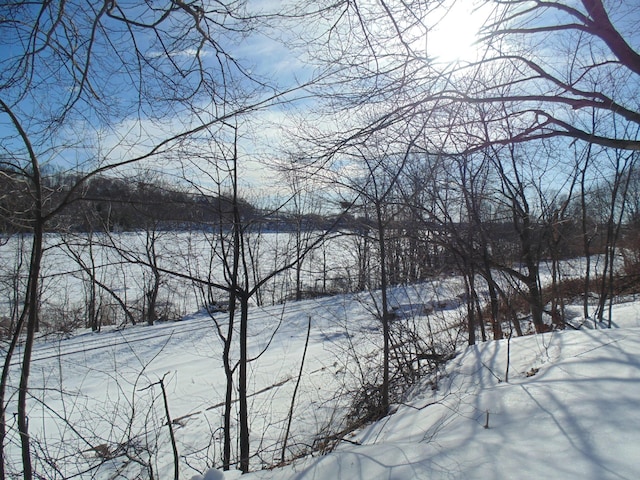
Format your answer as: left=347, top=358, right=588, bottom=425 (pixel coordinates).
left=467, top=0, right=640, bottom=151
left=0, top=1, right=297, bottom=476
left=592, top=149, right=638, bottom=325
left=279, top=161, right=329, bottom=301
left=300, top=0, right=640, bottom=337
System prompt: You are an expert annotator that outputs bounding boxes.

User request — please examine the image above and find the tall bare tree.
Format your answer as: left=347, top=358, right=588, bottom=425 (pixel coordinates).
left=0, top=1, right=295, bottom=476
left=300, top=0, right=640, bottom=335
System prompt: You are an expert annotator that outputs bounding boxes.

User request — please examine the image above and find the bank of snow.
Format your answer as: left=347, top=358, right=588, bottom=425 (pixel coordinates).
left=201, top=301, right=640, bottom=480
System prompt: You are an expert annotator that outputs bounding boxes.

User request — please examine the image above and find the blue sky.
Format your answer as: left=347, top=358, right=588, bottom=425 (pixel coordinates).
left=0, top=1, right=316, bottom=193
left=3, top=0, right=637, bottom=197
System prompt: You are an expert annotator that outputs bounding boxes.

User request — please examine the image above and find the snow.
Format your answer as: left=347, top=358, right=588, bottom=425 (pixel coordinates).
left=4, top=276, right=640, bottom=479
left=205, top=301, right=640, bottom=480
left=191, top=469, right=226, bottom=480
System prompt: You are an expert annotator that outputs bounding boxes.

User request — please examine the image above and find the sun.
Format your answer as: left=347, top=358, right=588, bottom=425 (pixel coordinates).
left=426, top=0, right=489, bottom=63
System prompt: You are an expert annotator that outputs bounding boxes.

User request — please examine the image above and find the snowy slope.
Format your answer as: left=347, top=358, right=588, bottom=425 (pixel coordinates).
left=7, top=283, right=640, bottom=479
left=10, top=284, right=464, bottom=479
left=202, top=301, right=640, bottom=480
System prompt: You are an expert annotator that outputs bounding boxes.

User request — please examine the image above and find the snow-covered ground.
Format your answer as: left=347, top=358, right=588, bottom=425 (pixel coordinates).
left=0, top=231, right=361, bottom=326
left=3, top=280, right=462, bottom=479
left=198, top=301, right=640, bottom=480
left=3, top=265, right=639, bottom=479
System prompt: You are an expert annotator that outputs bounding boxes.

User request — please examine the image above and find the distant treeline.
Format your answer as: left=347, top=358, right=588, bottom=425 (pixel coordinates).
left=0, top=170, right=344, bottom=233
left=0, top=170, right=250, bottom=232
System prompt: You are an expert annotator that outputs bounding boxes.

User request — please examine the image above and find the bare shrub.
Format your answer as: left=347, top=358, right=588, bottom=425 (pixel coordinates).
left=39, top=305, right=85, bottom=336
left=0, top=317, right=12, bottom=339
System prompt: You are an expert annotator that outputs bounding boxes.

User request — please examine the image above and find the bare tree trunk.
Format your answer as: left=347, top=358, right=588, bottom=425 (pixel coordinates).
left=0, top=293, right=29, bottom=479
left=596, top=151, right=636, bottom=325
left=483, top=257, right=502, bottom=340
left=281, top=315, right=312, bottom=464
left=158, top=374, right=179, bottom=480
left=238, top=294, right=250, bottom=473
left=374, top=202, right=391, bottom=414
left=580, top=143, right=593, bottom=319
left=0, top=98, right=44, bottom=479
left=222, top=287, right=235, bottom=471
left=84, top=230, right=100, bottom=331
left=18, top=154, right=45, bottom=480
left=464, top=272, right=476, bottom=346
left=222, top=331, right=234, bottom=468
left=144, top=226, right=162, bottom=326
left=18, top=228, right=43, bottom=479
left=527, top=274, right=545, bottom=333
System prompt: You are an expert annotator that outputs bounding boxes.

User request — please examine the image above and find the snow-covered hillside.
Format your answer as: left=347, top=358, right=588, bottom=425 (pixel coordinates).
left=198, top=301, right=640, bottom=480
left=6, top=282, right=461, bottom=479
left=6, top=282, right=640, bottom=479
